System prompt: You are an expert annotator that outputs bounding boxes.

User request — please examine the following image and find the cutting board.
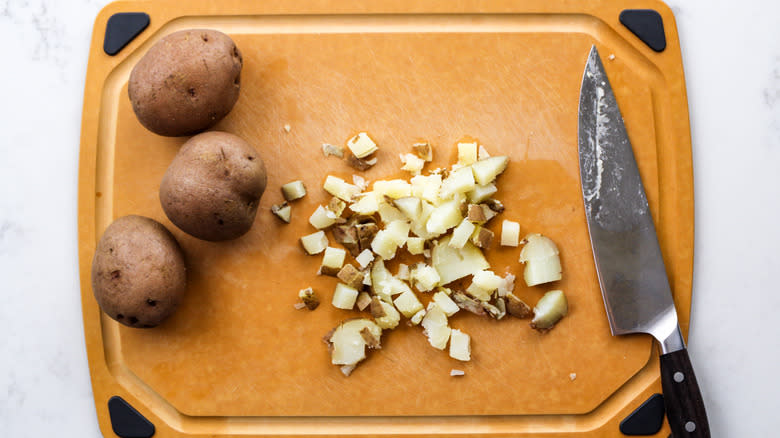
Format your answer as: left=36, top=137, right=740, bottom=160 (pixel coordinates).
left=78, top=1, right=694, bottom=436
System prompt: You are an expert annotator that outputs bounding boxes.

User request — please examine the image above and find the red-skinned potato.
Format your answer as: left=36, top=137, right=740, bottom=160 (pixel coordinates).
left=91, top=215, right=186, bottom=328
left=159, top=131, right=267, bottom=241
left=128, top=29, right=242, bottom=136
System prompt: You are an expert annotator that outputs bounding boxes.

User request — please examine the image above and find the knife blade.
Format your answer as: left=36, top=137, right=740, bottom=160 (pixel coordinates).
left=578, top=46, right=710, bottom=437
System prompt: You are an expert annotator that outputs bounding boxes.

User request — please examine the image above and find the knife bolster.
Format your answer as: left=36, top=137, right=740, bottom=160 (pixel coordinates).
left=658, top=324, right=685, bottom=354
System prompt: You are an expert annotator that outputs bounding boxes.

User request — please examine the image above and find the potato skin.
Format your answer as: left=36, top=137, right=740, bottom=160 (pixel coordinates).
left=159, top=131, right=267, bottom=241
left=128, top=29, right=242, bottom=137
left=91, top=215, right=186, bottom=328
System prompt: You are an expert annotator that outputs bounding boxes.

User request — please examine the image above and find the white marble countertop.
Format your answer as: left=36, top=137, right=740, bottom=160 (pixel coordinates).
left=1, top=1, right=778, bottom=436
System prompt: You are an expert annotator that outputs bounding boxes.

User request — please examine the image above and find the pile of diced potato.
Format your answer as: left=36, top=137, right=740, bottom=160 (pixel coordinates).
left=278, top=134, right=568, bottom=376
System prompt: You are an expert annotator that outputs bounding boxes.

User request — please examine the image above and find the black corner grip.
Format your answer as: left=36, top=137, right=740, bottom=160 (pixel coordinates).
left=619, top=9, right=667, bottom=52
left=108, top=396, right=155, bottom=438
left=619, top=393, right=666, bottom=436
left=103, top=12, right=150, bottom=56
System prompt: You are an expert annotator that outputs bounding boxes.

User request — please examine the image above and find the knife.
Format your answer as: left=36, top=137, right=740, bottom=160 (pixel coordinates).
left=577, top=46, right=710, bottom=437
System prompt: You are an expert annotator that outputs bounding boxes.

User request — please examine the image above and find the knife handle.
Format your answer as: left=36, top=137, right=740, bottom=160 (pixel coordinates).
left=660, top=348, right=711, bottom=437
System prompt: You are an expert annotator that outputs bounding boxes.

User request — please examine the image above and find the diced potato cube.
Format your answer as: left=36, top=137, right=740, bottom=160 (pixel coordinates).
left=309, top=205, right=338, bottom=229
left=472, top=270, right=504, bottom=292
left=373, top=179, right=412, bottom=199
left=471, top=156, right=509, bottom=185
left=394, top=290, right=424, bottom=317
left=501, top=220, right=520, bottom=246
left=406, top=237, right=425, bottom=255
left=327, top=319, right=382, bottom=366
left=332, top=283, right=359, bottom=310
left=457, top=142, right=478, bottom=165
left=410, top=309, right=426, bottom=325
left=519, top=234, right=562, bottom=286
left=324, top=176, right=360, bottom=202
left=449, top=329, right=471, bottom=361
left=421, top=303, right=451, bottom=350
left=465, top=282, right=492, bottom=302
left=523, top=255, right=563, bottom=287
left=467, top=183, right=498, bottom=203
left=432, top=237, right=489, bottom=285
left=449, top=219, right=476, bottom=249
left=356, top=291, right=372, bottom=311
left=320, top=247, right=346, bottom=276
left=355, top=249, right=374, bottom=269
left=271, top=203, right=291, bottom=223
left=378, top=203, right=406, bottom=223
left=426, top=199, right=463, bottom=236
left=385, top=220, right=410, bottom=247
left=440, top=166, right=476, bottom=199
left=400, top=153, right=426, bottom=175
left=371, top=297, right=401, bottom=329
left=410, top=174, right=441, bottom=204
left=281, top=180, right=307, bottom=201
left=301, top=231, right=328, bottom=255
left=432, top=291, right=459, bottom=316
left=411, top=263, right=441, bottom=292
left=393, top=196, right=421, bottom=220
left=347, top=132, right=378, bottom=158
left=371, top=230, right=397, bottom=260
left=350, top=192, right=381, bottom=215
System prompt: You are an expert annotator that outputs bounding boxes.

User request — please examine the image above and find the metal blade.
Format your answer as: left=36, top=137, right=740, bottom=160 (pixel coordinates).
left=578, top=46, right=682, bottom=353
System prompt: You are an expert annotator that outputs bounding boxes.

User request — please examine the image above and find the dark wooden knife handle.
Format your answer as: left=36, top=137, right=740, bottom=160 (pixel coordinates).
left=660, top=348, right=710, bottom=437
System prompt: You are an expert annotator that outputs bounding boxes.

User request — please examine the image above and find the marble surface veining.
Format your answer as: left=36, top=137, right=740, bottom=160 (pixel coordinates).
left=0, top=0, right=778, bottom=437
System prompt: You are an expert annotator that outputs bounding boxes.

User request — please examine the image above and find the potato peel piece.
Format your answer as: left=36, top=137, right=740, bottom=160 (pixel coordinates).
left=506, top=293, right=532, bottom=318
left=337, top=264, right=364, bottom=289
left=298, top=287, right=319, bottom=310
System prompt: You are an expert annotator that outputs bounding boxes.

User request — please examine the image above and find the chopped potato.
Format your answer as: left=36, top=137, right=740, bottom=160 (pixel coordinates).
left=501, top=220, right=520, bottom=247
left=449, top=329, right=471, bottom=361
left=530, top=290, right=568, bottom=331
left=394, top=290, right=424, bottom=318
left=332, top=283, right=359, bottom=310
left=421, top=303, right=451, bottom=350
left=432, top=291, right=460, bottom=316
left=301, top=231, right=328, bottom=255
left=271, top=202, right=291, bottom=223
left=324, top=176, right=361, bottom=202
left=320, top=247, right=346, bottom=276
left=309, top=205, right=338, bottom=229
left=457, top=142, right=478, bottom=165
left=347, top=132, right=378, bottom=158
left=471, top=156, right=509, bottom=185
left=281, top=180, right=307, bottom=201
left=519, top=234, right=562, bottom=286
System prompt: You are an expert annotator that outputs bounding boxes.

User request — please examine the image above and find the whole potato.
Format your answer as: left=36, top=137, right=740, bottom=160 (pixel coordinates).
left=160, top=131, right=267, bottom=241
left=128, top=29, right=242, bottom=137
left=91, top=215, right=187, bottom=328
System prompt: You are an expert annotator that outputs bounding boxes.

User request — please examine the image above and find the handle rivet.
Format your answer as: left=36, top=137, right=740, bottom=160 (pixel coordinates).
left=674, top=371, right=685, bottom=383
left=685, top=421, right=696, bottom=432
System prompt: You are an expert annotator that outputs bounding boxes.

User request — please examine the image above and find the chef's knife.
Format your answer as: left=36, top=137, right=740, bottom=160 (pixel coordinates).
left=578, top=46, right=710, bottom=437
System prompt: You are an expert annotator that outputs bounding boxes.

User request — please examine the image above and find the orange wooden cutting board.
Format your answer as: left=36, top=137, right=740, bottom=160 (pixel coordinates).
left=78, top=1, right=693, bottom=436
